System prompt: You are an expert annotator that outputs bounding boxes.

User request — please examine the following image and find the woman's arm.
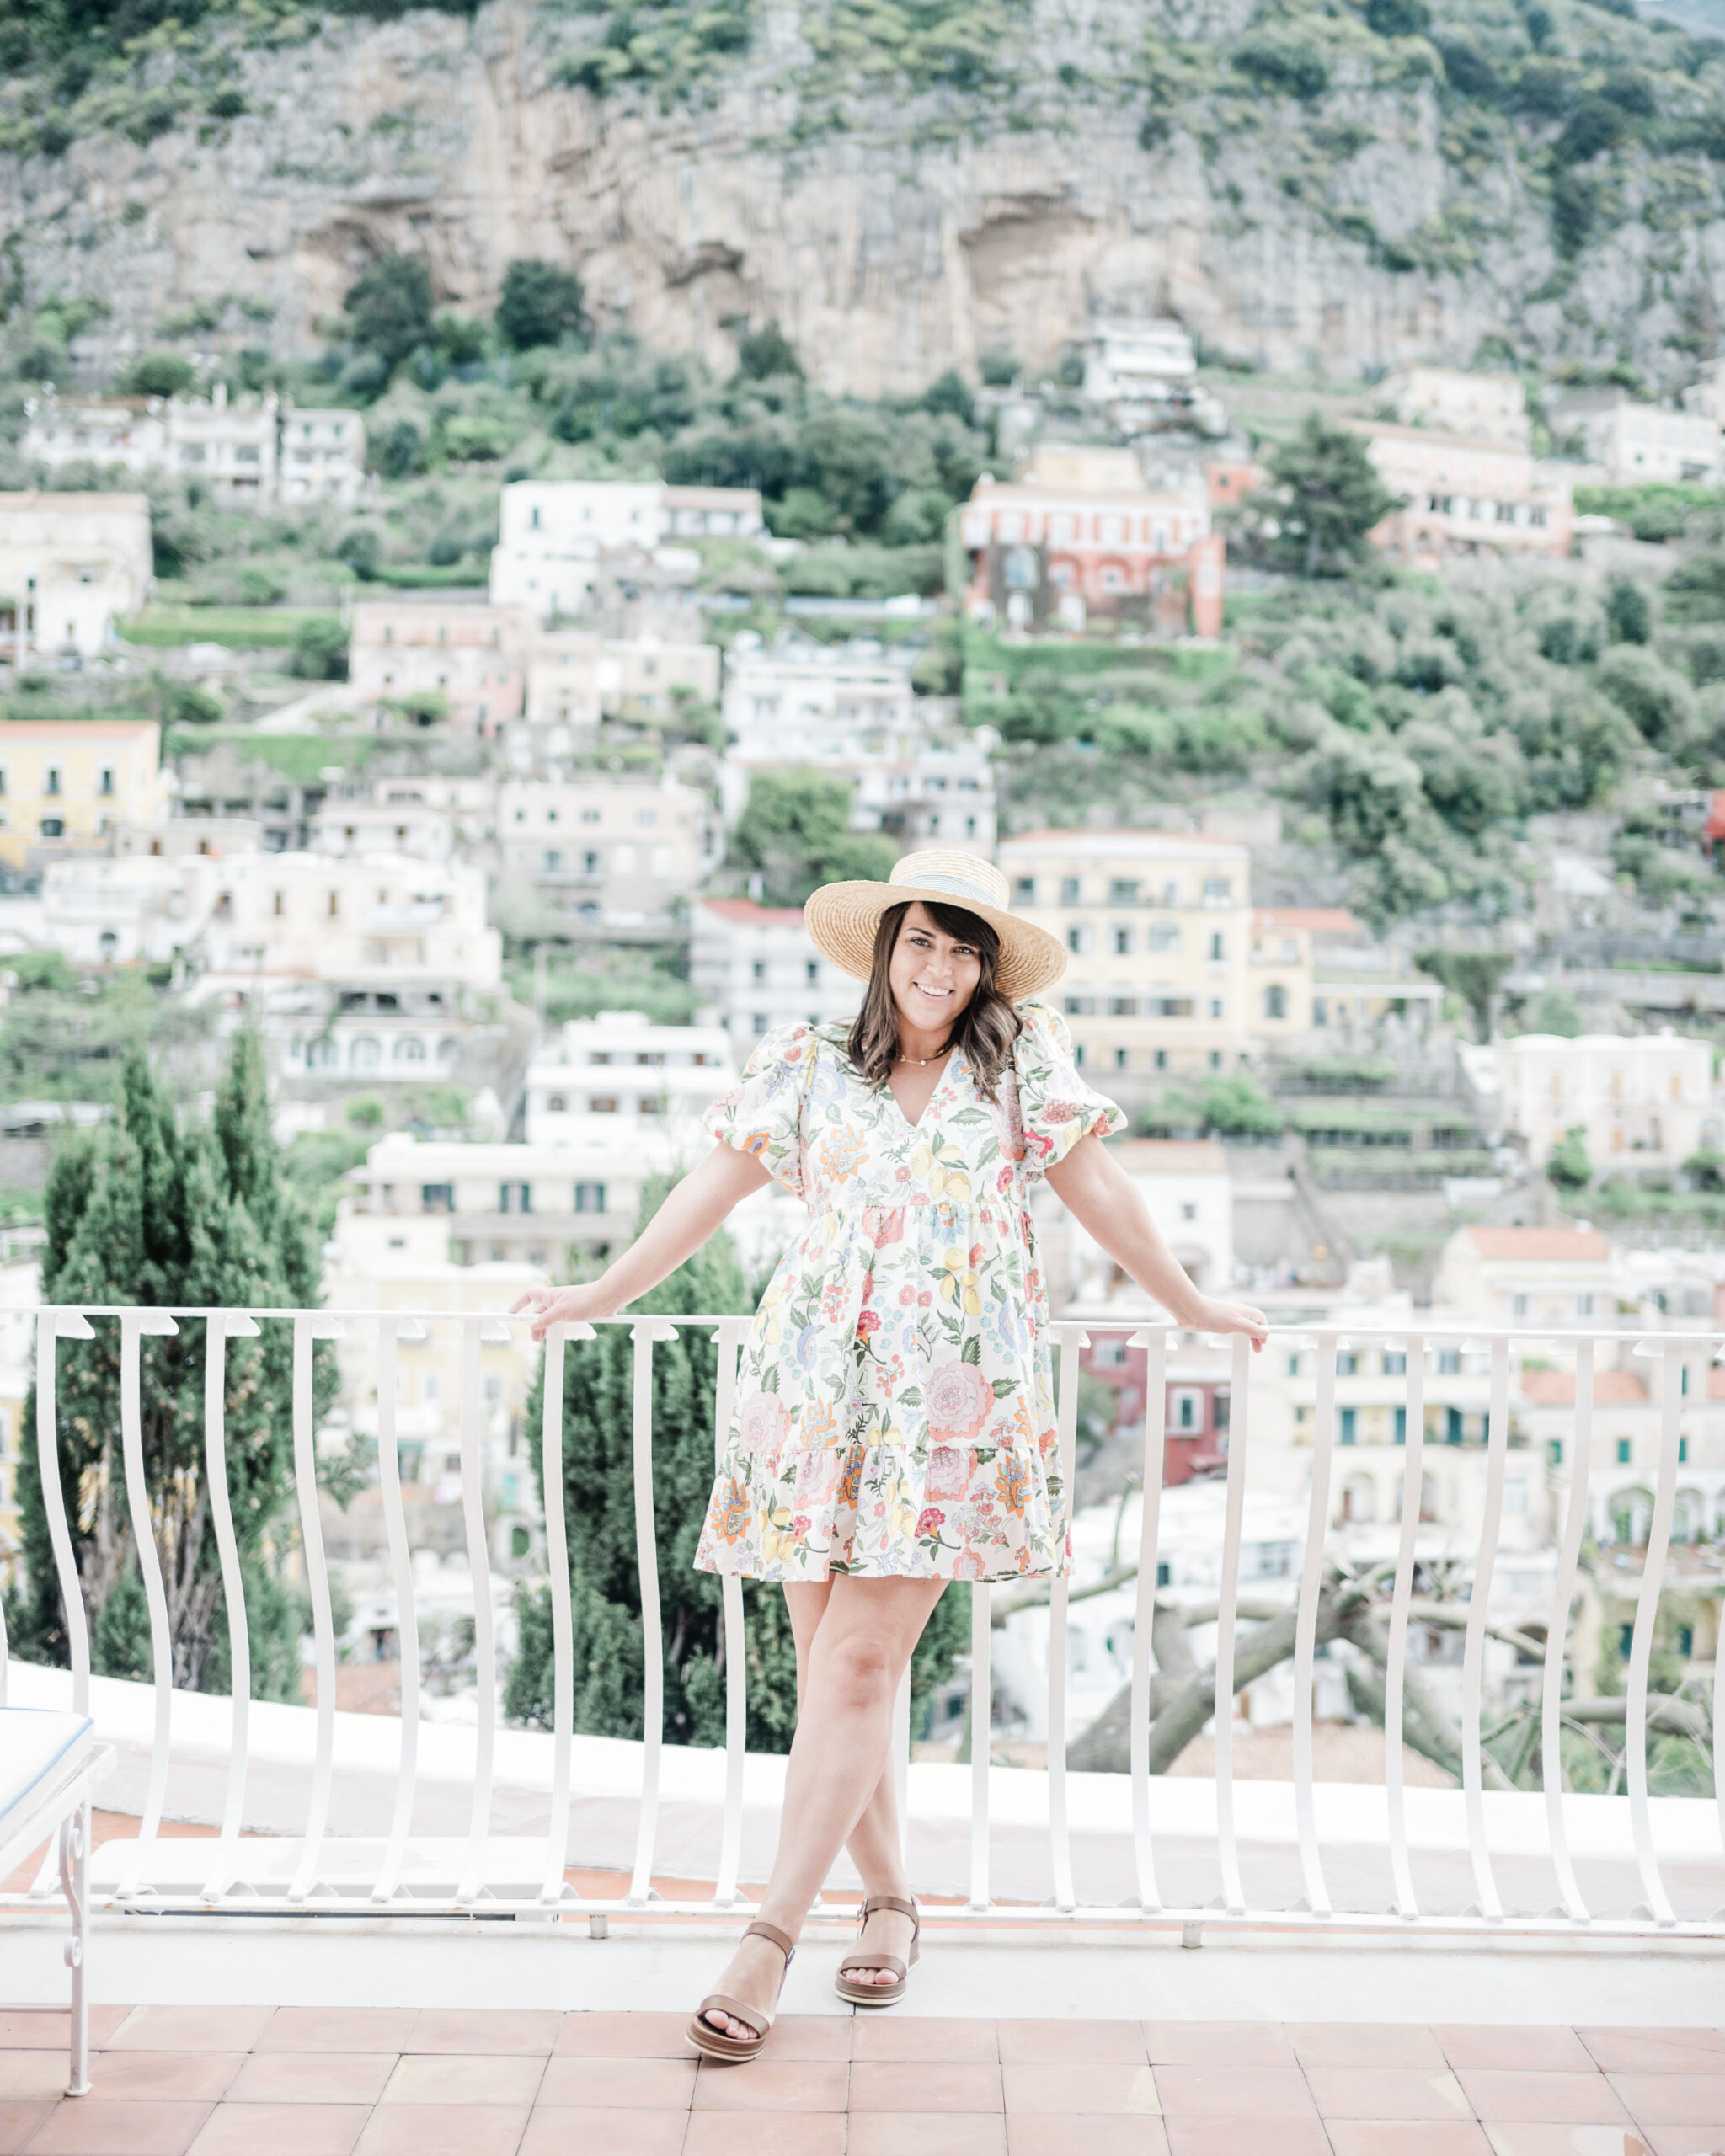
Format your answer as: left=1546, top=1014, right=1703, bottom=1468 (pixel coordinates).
left=510, top=1142, right=772, bottom=1340
left=1044, top=1133, right=1268, bottom=1348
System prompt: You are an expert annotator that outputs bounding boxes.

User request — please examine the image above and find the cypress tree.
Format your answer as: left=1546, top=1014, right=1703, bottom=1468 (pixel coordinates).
left=7, top=1033, right=333, bottom=1697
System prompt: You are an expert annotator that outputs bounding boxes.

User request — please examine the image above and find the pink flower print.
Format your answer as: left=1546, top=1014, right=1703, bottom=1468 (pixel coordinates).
left=953, top=1549, right=985, bottom=1580
left=739, top=1391, right=790, bottom=1454
left=795, top=1449, right=841, bottom=1502
left=915, top=1507, right=945, bottom=1538
left=857, top=1308, right=883, bottom=1339
left=926, top=1360, right=995, bottom=1444
left=917, top=1290, right=932, bottom=1308
left=899, top=1286, right=916, bottom=1305
left=997, top=1164, right=1015, bottom=1194
left=1044, top=1099, right=1080, bottom=1124
left=925, top=1444, right=974, bottom=1500
left=863, top=1208, right=905, bottom=1250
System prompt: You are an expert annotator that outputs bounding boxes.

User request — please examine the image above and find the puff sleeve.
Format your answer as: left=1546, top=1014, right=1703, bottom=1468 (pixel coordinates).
left=702, top=1023, right=815, bottom=1197
left=1009, top=1001, right=1127, bottom=1178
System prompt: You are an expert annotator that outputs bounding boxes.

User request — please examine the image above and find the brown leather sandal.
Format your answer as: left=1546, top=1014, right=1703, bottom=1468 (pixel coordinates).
left=834, top=1893, right=920, bottom=2007
left=686, top=1919, right=796, bottom=2063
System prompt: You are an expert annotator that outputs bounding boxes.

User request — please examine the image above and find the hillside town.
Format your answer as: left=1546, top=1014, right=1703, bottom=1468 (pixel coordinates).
left=0, top=321, right=1722, bottom=1781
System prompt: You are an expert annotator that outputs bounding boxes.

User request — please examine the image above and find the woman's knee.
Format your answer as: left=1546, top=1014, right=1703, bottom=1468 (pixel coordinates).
left=813, top=1627, right=900, bottom=1710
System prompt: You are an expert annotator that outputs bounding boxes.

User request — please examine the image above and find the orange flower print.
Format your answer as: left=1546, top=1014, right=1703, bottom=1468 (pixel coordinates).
left=818, top=1126, right=867, bottom=1183
left=739, top=1391, right=791, bottom=1454
left=925, top=1444, right=973, bottom=1500
left=836, top=1444, right=867, bottom=1506
left=710, top=1476, right=751, bottom=1544
left=926, top=1360, right=994, bottom=1444
left=953, top=1549, right=985, bottom=1580
left=994, top=1452, right=1030, bottom=1518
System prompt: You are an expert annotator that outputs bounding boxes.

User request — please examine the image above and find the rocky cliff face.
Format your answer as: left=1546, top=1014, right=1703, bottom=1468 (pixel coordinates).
left=7, top=0, right=1725, bottom=398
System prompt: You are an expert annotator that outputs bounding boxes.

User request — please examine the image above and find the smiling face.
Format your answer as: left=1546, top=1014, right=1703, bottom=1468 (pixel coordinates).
left=888, top=901, right=983, bottom=1047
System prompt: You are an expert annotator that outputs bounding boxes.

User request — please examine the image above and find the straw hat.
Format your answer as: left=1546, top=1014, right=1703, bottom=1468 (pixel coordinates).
left=804, top=848, right=1068, bottom=1004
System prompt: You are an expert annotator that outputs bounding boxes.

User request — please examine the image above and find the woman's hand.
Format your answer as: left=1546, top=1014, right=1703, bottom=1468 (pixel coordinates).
left=1188, top=1295, right=1270, bottom=1351
left=510, top=1280, right=621, bottom=1342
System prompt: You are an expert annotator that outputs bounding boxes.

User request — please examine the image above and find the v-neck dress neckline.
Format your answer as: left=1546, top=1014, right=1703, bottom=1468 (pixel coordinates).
left=693, top=1006, right=1125, bottom=1583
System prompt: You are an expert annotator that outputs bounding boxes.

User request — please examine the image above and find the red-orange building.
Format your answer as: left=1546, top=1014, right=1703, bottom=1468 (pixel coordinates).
left=959, top=447, right=1224, bottom=636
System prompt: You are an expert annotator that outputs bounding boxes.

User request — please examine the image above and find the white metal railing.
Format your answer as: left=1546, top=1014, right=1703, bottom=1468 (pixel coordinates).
left=3, top=1306, right=1723, bottom=1941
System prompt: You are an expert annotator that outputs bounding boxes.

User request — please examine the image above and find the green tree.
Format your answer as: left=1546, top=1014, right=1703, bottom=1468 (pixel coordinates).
left=729, top=769, right=899, bottom=905
left=495, top=259, right=586, bottom=351
left=1266, top=415, right=1402, bottom=578
left=1547, top=1124, right=1592, bottom=1193
left=123, top=351, right=195, bottom=398
left=1604, top=576, right=1651, bottom=645
left=6, top=1036, right=332, bottom=1696
left=735, top=320, right=802, bottom=381
left=291, top=616, right=348, bottom=681
left=1414, top=949, right=1514, bottom=1041
left=344, top=253, right=435, bottom=372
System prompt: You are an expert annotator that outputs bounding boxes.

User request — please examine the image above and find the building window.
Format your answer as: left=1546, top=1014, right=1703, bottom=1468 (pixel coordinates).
left=1437, top=1348, right=1461, bottom=1375
left=574, top=1183, right=605, bottom=1213
left=1549, top=1438, right=1562, bottom=1466
left=1394, top=1406, right=1407, bottom=1444
left=1112, top=926, right=1132, bottom=956
left=1384, top=1352, right=1406, bottom=1375
left=1209, top=931, right=1224, bottom=961
left=1616, top=1438, right=1632, bottom=1465
left=272, top=891, right=284, bottom=916
left=1338, top=1407, right=1358, bottom=1446
left=328, top=892, right=339, bottom=917
left=45, top=765, right=61, bottom=797
left=98, top=766, right=115, bottom=797
left=547, top=1094, right=566, bottom=1113
left=1263, top=985, right=1287, bottom=1021
left=805, top=960, right=820, bottom=984
left=1015, top=876, right=1035, bottom=903
left=590, top=1097, right=617, bottom=1113
left=1169, top=1390, right=1201, bottom=1433
left=421, top=1184, right=453, bottom=1214
left=1210, top=998, right=1223, bottom=1020
left=499, top=1182, right=532, bottom=1214
left=752, top=959, right=768, bottom=982
left=1109, top=878, right=1139, bottom=904
left=1154, top=1049, right=1167, bottom=1070
left=1114, top=1047, right=1129, bottom=1070
left=1060, top=876, right=1081, bottom=905
left=1208, top=1050, right=1222, bottom=1070
left=1336, top=1353, right=1358, bottom=1376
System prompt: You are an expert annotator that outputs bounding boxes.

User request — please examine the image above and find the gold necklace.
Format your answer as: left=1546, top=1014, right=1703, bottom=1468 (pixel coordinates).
left=897, top=1044, right=951, bottom=1068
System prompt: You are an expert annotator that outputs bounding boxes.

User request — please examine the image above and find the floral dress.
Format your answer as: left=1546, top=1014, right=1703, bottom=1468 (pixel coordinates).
left=693, top=1002, right=1125, bottom=1583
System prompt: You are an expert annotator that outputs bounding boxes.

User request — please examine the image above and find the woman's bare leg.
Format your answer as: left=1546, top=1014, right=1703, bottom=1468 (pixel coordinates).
left=782, top=1581, right=917, bottom=1991
left=700, top=1575, right=945, bottom=2038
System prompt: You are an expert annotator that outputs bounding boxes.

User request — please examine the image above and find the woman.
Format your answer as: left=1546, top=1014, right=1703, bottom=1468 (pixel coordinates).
left=515, top=850, right=1268, bottom=2060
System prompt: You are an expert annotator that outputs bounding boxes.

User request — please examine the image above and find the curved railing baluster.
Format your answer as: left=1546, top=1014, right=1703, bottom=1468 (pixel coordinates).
left=455, top=1318, right=511, bottom=1904
left=1541, top=1338, right=1594, bottom=1924
left=287, top=1313, right=344, bottom=1904
left=1293, top=1331, right=1336, bottom=1918
left=537, top=1320, right=591, bottom=1908
left=373, top=1317, right=426, bottom=1906
left=709, top=1316, right=750, bottom=1909
left=34, top=1310, right=94, bottom=1714
left=115, top=1309, right=181, bottom=1901
left=201, top=1311, right=260, bottom=1903
left=1045, top=1324, right=1087, bottom=1913
left=1626, top=1341, right=1682, bottom=1928
left=627, top=1320, right=678, bottom=1906
left=1385, top=1335, right=1427, bottom=1920
left=1212, top=1333, right=1252, bottom=1916
left=1127, top=1326, right=1168, bottom=1915
left=1460, top=1337, right=1510, bottom=1922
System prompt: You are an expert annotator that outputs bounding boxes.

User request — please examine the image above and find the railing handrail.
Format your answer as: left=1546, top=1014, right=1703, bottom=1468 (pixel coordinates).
left=10, top=1299, right=1725, bottom=1940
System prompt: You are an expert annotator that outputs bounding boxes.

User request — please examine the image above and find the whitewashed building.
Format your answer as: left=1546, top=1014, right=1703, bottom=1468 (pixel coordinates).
left=277, top=407, right=366, bottom=508
left=523, top=1011, right=734, bottom=1145
left=348, top=600, right=531, bottom=734
left=1546, top=390, right=1721, bottom=486
left=489, top=480, right=762, bottom=619
left=0, top=492, right=152, bottom=658
left=24, top=389, right=364, bottom=508
left=691, top=897, right=860, bottom=1061
left=40, top=852, right=223, bottom=966
left=721, top=638, right=995, bottom=850
left=523, top=631, right=719, bottom=730
left=1463, top=1032, right=1716, bottom=1174
left=1378, top=367, right=1530, bottom=447
left=497, top=773, right=718, bottom=930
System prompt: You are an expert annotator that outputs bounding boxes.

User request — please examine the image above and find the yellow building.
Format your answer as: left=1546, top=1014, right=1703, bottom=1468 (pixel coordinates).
left=0, top=718, right=167, bottom=873
left=997, top=830, right=1316, bottom=1091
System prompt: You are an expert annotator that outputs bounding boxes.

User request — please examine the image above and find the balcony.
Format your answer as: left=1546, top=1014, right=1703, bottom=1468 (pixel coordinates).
left=4, top=1310, right=1722, bottom=2148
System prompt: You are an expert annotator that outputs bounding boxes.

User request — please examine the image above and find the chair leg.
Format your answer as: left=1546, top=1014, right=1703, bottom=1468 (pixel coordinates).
left=58, top=1800, right=90, bottom=2097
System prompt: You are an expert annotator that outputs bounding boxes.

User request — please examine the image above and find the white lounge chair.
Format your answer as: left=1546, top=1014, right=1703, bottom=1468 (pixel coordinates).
left=0, top=1707, right=115, bottom=2095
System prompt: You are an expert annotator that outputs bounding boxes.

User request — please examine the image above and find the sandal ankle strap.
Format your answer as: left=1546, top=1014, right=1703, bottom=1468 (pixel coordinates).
left=744, top=1918, right=796, bottom=1962
left=858, top=1894, right=919, bottom=1935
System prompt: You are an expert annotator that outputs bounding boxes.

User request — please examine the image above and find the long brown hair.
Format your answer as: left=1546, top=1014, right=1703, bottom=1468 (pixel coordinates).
left=846, top=900, right=1023, bottom=1101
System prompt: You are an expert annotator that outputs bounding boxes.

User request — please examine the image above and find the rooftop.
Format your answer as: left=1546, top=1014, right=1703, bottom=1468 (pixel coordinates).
left=1457, top=1227, right=1614, bottom=1263
left=696, top=898, right=809, bottom=926
left=1519, top=1369, right=1650, bottom=1405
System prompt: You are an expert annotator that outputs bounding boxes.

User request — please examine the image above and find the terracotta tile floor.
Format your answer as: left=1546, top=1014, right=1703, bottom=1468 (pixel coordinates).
left=0, top=2008, right=1721, bottom=2155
